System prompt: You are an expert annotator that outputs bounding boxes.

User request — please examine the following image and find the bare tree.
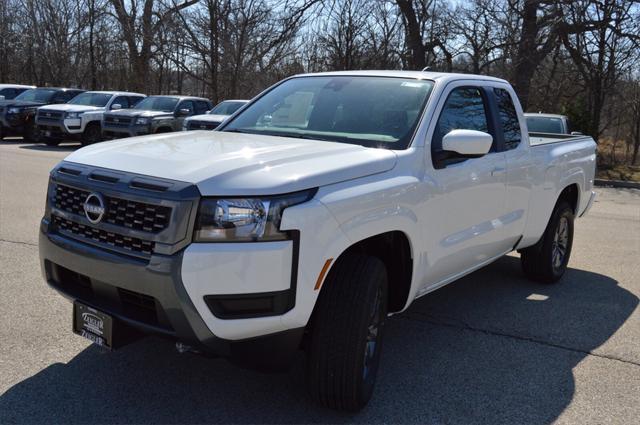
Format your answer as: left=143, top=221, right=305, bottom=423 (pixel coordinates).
left=108, top=0, right=200, bottom=92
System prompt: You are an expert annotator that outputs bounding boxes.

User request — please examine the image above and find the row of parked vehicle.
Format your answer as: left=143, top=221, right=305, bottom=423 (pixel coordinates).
left=0, top=83, right=248, bottom=146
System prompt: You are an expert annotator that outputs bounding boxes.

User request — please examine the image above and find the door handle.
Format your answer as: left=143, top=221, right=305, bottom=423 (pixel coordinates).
left=491, top=167, right=506, bottom=177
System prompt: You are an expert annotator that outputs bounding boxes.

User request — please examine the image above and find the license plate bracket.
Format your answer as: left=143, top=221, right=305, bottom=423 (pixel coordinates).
left=73, top=302, right=114, bottom=350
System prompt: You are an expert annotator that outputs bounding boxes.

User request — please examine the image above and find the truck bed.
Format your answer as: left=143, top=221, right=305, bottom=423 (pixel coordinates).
left=529, top=132, right=593, bottom=147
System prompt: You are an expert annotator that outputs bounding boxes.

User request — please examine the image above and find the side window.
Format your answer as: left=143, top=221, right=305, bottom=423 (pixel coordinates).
left=52, top=91, right=72, bottom=103
left=432, top=86, right=490, bottom=153
left=0, top=88, right=15, bottom=99
left=494, top=88, right=521, bottom=150
left=178, top=100, right=195, bottom=115
left=130, top=96, right=144, bottom=107
left=111, top=96, right=129, bottom=109
left=195, top=101, right=209, bottom=115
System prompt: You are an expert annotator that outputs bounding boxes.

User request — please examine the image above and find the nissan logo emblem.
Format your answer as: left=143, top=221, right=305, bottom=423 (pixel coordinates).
left=83, top=193, right=106, bottom=224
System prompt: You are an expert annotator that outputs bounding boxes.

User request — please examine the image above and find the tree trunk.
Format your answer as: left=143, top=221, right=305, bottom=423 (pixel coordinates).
left=396, top=0, right=426, bottom=70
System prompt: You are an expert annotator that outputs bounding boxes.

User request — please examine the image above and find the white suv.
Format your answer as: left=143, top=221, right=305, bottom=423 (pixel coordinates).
left=36, top=91, right=145, bottom=146
left=182, top=99, right=249, bottom=131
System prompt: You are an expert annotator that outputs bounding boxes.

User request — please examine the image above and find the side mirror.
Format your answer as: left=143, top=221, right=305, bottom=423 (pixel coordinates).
left=570, top=131, right=583, bottom=136
left=111, top=104, right=122, bottom=110
left=442, top=129, right=493, bottom=156
left=177, top=108, right=191, bottom=116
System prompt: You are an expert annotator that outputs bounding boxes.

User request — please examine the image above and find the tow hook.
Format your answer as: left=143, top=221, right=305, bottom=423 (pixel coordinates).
left=175, top=342, right=200, bottom=354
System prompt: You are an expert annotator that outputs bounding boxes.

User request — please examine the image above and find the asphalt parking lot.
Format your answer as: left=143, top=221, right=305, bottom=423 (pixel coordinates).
left=0, top=139, right=639, bottom=424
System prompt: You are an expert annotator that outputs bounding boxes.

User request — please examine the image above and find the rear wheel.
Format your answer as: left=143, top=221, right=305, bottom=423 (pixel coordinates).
left=82, top=123, right=102, bottom=146
left=521, top=201, right=574, bottom=283
left=306, top=253, right=388, bottom=411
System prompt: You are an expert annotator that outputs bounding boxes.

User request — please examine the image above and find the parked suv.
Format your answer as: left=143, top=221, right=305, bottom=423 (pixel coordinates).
left=183, top=99, right=249, bottom=131
left=0, top=84, right=35, bottom=101
left=37, top=91, right=146, bottom=146
left=0, top=87, right=84, bottom=141
left=102, top=95, right=212, bottom=139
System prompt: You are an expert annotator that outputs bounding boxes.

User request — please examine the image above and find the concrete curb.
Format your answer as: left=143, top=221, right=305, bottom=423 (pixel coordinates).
left=594, top=179, right=640, bottom=189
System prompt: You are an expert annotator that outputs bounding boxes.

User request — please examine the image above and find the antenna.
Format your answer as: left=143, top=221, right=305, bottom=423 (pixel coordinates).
left=421, top=66, right=432, bottom=72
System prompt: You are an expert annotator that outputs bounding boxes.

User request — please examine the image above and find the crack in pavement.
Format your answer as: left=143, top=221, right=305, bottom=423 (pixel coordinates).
left=0, top=238, right=38, bottom=247
left=398, top=311, right=640, bottom=368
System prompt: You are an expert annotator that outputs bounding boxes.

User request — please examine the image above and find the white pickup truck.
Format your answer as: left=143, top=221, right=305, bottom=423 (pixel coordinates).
left=36, top=91, right=145, bottom=146
left=39, top=71, right=596, bottom=411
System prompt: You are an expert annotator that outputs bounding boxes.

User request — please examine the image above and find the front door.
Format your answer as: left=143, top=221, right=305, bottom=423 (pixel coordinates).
left=423, top=84, right=510, bottom=287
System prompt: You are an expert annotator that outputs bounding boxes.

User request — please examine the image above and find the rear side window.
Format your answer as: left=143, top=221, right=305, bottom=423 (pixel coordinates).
left=130, top=96, right=144, bottom=107
left=432, top=87, right=490, bottom=153
left=0, top=88, right=16, bottom=99
left=494, top=88, right=521, bottom=150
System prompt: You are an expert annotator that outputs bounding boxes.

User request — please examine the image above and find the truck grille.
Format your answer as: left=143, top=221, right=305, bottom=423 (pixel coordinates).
left=53, top=215, right=155, bottom=255
left=37, top=109, right=64, bottom=122
left=54, top=184, right=172, bottom=233
left=104, top=115, right=132, bottom=127
left=187, top=120, right=220, bottom=130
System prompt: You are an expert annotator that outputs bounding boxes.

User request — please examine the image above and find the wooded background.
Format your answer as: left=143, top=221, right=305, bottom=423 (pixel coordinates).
left=1, top=0, right=639, bottom=174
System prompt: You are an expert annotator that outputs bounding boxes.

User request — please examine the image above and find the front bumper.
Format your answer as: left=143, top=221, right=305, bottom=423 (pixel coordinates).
left=102, top=124, right=151, bottom=138
left=37, top=117, right=83, bottom=138
left=0, top=111, right=32, bottom=133
left=39, top=219, right=304, bottom=368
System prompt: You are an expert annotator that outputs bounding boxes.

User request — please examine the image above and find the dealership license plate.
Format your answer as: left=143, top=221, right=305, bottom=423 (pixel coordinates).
left=73, top=302, right=114, bottom=349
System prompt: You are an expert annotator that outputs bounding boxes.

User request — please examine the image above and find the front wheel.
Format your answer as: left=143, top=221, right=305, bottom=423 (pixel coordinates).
left=82, top=123, right=102, bottom=146
left=306, top=253, right=388, bottom=411
left=23, top=122, right=40, bottom=143
left=521, top=201, right=574, bottom=283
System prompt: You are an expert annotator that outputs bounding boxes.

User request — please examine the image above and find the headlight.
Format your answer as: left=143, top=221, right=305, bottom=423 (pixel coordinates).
left=8, top=107, right=21, bottom=114
left=66, top=112, right=81, bottom=119
left=135, top=117, right=151, bottom=125
left=194, top=189, right=316, bottom=242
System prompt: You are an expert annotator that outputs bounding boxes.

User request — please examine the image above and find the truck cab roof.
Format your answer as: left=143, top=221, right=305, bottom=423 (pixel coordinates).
left=296, top=70, right=509, bottom=84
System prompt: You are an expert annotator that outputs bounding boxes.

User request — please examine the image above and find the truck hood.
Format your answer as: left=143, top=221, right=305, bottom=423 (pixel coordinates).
left=0, top=100, right=46, bottom=108
left=39, top=104, right=103, bottom=113
left=64, top=131, right=397, bottom=196
left=105, top=109, right=172, bottom=118
left=186, top=113, right=229, bottom=123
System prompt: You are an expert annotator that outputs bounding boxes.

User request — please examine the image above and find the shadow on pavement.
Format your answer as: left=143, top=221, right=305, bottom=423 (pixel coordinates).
left=1, top=256, right=636, bottom=424
left=19, top=143, right=78, bottom=152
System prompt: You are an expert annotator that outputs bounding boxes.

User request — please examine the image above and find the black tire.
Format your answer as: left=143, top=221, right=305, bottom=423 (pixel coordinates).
left=82, top=123, right=102, bottom=146
left=306, top=253, right=388, bottom=411
left=0, top=125, right=4, bottom=141
left=520, top=201, right=574, bottom=283
left=23, top=121, right=40, bottom=143
left=44, top=139, right=60, bottom=147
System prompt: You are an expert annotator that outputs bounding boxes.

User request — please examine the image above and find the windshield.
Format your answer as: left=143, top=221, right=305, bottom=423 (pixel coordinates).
left=223, top=76, right=434, bottom=149
left=68, top=92, right=112, bottom=107
left=526, top=116, right=565, bottom=134
left=15, top=89, right=57, bottom=103
left=134, top=96, right=179, bottom=112
left=210, top=101, right=247, bottom=115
